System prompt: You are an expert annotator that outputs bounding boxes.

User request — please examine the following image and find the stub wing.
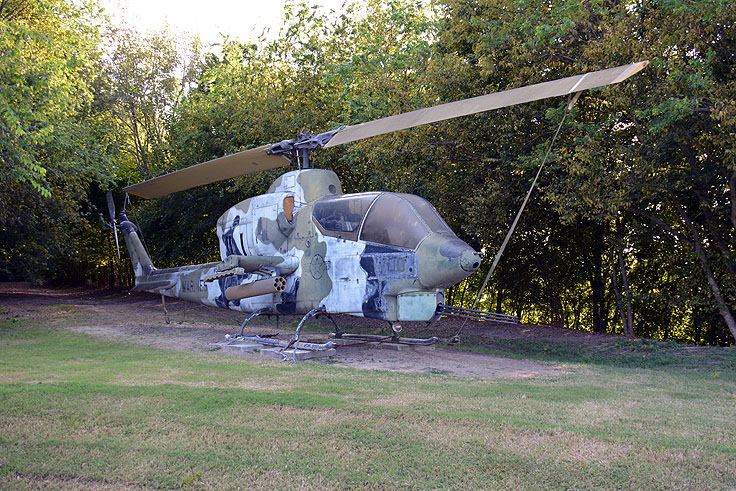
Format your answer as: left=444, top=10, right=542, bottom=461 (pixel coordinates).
left=205, top=255, right=300, bottom=281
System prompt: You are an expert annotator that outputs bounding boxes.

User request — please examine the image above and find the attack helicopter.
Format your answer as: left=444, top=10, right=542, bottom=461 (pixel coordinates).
left=111, top=61, right=648, bottom=347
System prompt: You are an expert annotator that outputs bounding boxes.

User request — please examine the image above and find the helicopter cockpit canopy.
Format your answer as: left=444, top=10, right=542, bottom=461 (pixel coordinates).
left=313, top=192, right=454, bottom=249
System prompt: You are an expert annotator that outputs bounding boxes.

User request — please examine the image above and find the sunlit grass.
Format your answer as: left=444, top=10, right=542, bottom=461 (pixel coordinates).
left=1, top=320, right=735, bottom=489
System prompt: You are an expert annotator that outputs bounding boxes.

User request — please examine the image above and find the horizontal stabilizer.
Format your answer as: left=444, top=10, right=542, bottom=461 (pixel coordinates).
left=130, top=279, right=176, bottom=292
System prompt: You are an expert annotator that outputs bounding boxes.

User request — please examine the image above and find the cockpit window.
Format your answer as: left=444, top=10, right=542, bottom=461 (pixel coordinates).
left=360, top=193, right=429, bottom=249
left=314, top=192, right=455, bottom=249
left=313, top=193, right=379, bottom=241
left=398, top=194, right=454, bottom=235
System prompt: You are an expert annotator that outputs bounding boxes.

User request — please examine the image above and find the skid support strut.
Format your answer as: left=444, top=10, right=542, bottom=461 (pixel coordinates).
left=232, top=308, right=270, bottom=339
left=281, top=306, right=325, bottom=361
left=390, top=322, right=402, bottom=342
left=320, top=312, right=341, bottom=338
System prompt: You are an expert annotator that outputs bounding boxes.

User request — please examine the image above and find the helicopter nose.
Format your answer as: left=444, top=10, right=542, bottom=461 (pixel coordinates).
left=416, top=234, right=482, bottom=289
left=460, top=249, right=481, bottom=272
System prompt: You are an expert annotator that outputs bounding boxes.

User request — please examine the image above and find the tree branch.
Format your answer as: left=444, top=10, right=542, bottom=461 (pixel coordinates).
left=730, top=169, right=736, bottom=232
left=625, top=206, right=693, bottom=246
left=693, top=186, right=736, bottom=278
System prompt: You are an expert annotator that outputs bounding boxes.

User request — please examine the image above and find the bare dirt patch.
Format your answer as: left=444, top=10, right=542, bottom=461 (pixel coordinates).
left=0, top=284, right=571, bottom=379
left=330, top=343, right=559, bottom=378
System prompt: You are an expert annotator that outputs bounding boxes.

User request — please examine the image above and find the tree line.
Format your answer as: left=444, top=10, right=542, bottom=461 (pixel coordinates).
left=1, top=0, right=734, bottom=345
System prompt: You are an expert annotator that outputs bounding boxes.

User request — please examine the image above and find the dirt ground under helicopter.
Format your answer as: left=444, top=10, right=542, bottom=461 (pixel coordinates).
left=0, top=283, right=611, bottom=379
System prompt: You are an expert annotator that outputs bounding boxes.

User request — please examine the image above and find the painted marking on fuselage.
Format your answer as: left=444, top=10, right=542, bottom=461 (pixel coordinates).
left=181, top=278, right=207, bottom=293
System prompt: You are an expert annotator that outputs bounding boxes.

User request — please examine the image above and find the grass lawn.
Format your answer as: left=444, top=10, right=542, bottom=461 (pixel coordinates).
left=1, top=320, right=735, bottom=489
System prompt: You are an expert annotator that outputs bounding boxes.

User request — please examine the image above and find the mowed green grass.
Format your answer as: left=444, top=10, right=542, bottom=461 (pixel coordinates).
left=1, top=321, right=735, bottom=489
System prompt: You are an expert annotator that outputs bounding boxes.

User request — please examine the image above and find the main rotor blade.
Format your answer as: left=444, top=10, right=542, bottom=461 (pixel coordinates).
left=123, top=144, right=291, bottom=199
left=324, top=61, right=648, bottom=148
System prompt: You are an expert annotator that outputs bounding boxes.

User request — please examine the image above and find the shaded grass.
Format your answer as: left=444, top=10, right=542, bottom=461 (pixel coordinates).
left=1, top=320, right=735, bottom=489
left=455, top=334, right=736, bottom=373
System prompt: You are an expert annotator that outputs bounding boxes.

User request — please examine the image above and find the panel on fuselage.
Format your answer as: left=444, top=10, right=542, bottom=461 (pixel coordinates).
left=321, top=238, right=367, bottom=316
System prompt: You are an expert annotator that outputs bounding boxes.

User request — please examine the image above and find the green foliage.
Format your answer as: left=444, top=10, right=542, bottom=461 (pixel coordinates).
left=0, top=0, right=111, bottom=195
left=0, top=0, right=119, bottom=283
left=102, top=27, right=198, bottom=179
left=0, top=177, right=110, bottom=283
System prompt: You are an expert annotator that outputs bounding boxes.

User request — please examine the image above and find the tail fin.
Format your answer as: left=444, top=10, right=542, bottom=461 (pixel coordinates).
left=118, top=212, right=155, bottom=279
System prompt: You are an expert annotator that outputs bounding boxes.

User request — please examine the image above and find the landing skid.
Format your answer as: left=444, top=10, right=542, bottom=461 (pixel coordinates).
left=329, top=320, right=439, bottom=346
left=329, top=333, right=439, bottom=346
left=217, top=308, right=440, bottom=361
left=237, top=335, right=334, bottom=351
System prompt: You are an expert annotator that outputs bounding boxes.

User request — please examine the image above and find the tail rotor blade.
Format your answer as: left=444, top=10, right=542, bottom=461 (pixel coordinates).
left=106, top=191, right=121, bottom=263
left=112, top=223, right=121, bottom=264
left=106, top=190, right=116, bottom=222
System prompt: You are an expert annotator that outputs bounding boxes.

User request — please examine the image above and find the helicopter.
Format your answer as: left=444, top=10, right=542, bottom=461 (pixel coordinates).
left=111, top=61, right=648, bottom=348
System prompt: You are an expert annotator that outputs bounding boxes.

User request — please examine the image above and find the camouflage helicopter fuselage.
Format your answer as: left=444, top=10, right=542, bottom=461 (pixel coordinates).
left=120, top=169, right=481, bottom=323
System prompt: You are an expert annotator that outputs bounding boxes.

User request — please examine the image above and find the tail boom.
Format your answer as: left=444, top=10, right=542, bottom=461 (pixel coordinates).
left=118, top=213, right=293, bottom=311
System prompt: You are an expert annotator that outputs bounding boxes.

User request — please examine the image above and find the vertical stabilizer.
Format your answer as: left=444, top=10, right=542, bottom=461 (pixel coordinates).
left=118, top=212, right=155, bottom=279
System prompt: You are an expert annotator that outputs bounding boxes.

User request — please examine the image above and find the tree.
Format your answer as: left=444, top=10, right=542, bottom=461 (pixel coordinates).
left=101, top=27, right=199, bottom=179
left=0, top=0, right=109, bottom=195
left=0, top=0, right=119, bottom=283
left=432, top=0, right=735, bottom=343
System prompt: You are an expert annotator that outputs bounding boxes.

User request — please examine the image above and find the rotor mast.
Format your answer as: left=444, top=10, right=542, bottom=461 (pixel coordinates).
left=267, top=127, right=344, bottom=170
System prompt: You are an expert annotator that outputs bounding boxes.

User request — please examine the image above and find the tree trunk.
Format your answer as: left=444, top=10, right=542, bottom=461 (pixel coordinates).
left=570, top=296, right=581, bottom=331
left=672, top=197, right=736, bottom=341
left=611, top=250, right=628, bottom=335
left=616, top=218, right=635, bottom=337
left=729, top=170, right=736, bottom=232
left=591, top=223, right=607, bottom=333
left=556, top=295, right=565, bottom=329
